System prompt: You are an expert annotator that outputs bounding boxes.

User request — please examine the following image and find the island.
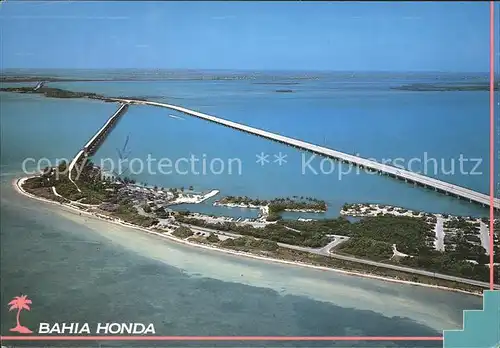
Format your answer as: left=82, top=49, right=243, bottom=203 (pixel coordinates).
left=0, top=86, right=158, bottom=103
left=15, top=159, right=497, bottom=295
left=4, top=83, right=498, bottom=295
left=392, top=83, right=499, bottom=92
left=213, top=195, right=327, bottom=221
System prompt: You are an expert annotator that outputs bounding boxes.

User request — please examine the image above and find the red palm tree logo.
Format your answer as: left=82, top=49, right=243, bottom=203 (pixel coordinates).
left=8, top=295, right=33, bottom=334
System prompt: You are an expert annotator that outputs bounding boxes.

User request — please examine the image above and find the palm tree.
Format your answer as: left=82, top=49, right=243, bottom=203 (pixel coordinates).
left=8, top=295, right=33, bottom=333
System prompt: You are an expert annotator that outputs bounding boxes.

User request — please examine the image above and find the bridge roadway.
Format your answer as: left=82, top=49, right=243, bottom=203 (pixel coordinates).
left=112, top=98, right=500, bottom=210
left=68, top=103, right=129, bottom=191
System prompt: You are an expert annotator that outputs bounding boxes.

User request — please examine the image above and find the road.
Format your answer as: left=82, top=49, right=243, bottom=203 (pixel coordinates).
left=185, top=224, right=498, bottom=290
left=434, top=216, right=445, bottom=252
left=479, top=221, right=492, bottom=255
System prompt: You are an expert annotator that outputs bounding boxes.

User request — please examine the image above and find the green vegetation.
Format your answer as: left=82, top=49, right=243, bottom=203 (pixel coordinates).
left=143, top=204, right=152, bottom=213
left=444, top=218, right=480, bottom=235
left=399, top=250, right=492, bottom=283
left=335, top=215, right=495, bottom=282
left=206, top=232, right=220, bottom=243
left=444, top=233, right=488, bottom=263
left=23, top=160, right=110, bottom=203
left=336, top=237, right=392, bottom=261
left=175, top=214, right=435, bottom=254
left=172, top=226, right=194, bottom=239
left=392, top=83, right=499, bottom=92
left=23, top=159, right=158, bottom=227
left=342, top=203, right=364, bottom=212
left=112, top=202, right=159, bottom=227
left=0, top=76, right=110, bottom=83
left=175, top=215, right=340, bottom=247
left=22, top=180, right=66, bottom=203
left=218, top=196, right=327, bottom=212
left=204, top=236, right=484, bottom=294
left=177, top=213, right=497, bottom=283
left=155, top=209, right=170, bottom=219
left=397, top=227, right=493, bottom=283
left=342, top=203, right=427, bottom=218
left=346, top=216, right=434, bottom=255
left=220, top=236, right=279, bottom=252
left=492, top=220, right=500, bottom=262
left=21, top=157, right=496, bottom=289
left=266, top=212, right=282, bottom=222
left=280, top=218, right=351, bottom=236
left=0, top=86, right=109, bottom=100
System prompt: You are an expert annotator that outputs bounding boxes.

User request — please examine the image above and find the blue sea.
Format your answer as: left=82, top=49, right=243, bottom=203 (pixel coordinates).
left=1, top=70, right=494, bottom=218
left=0, top=70, right=490, bottom=346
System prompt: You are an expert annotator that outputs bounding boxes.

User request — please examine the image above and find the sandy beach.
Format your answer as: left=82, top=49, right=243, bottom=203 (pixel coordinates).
left=14, top=176, right=482, bottom=297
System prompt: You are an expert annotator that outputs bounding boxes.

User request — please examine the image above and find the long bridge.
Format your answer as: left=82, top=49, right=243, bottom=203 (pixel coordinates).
left=68, top=103, right=129, bottom=191
left=112, top=98, right=499, bottom=209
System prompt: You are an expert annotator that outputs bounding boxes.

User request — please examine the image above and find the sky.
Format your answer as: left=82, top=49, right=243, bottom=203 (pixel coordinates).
left=0, top=1, right=497, bottom=72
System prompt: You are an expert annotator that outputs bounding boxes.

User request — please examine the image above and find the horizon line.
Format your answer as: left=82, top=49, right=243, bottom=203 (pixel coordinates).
left=0, top=68, right=495, bottom=75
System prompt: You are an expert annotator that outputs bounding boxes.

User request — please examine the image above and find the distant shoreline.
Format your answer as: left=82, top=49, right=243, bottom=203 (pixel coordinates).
left=13, top=176, right=483, bottom=297
left=392, top=83, right=497, bottom=92
left=2, top=77, right=496, bottom=92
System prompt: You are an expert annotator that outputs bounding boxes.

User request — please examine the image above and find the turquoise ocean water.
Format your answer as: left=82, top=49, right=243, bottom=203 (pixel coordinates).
left=1, top=72, right=494, bottom=218
left=0, top=71, right=491, bottom=346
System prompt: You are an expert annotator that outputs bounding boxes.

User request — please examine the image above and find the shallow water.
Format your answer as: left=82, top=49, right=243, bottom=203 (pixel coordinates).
left=0, top=174, right=483, bottom=347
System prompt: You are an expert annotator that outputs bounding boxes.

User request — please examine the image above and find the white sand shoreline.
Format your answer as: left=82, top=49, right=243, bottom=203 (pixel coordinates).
left=169, top=189, right=219, bottom=205
left=13, top=176, right=482, bottom=297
